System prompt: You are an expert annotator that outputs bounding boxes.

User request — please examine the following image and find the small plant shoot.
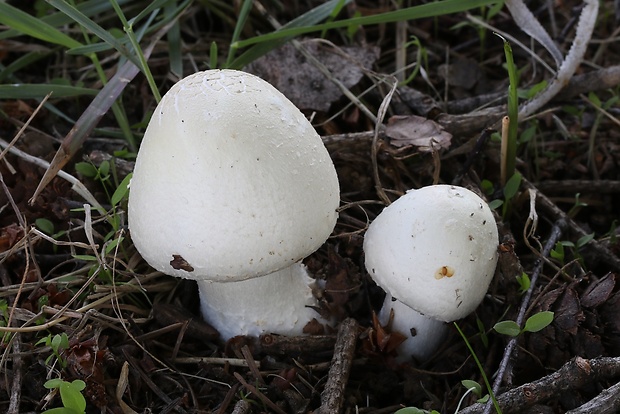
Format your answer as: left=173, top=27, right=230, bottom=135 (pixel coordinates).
left=493, top=311, right=554, bottom=337
left=36, top=333, right=70, bottom=368
left=43, top=379, right=86, bottom=414
left=516, top=272, right=531, bottom=294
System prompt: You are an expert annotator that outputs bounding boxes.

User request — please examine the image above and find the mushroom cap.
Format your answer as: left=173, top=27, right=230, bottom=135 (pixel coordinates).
left=128, top=69, right=339, bottom=282
left=363, top=185, right=498, bottom=322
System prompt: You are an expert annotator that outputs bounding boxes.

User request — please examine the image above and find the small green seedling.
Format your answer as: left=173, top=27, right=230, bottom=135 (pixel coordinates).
left=0, top=299, right=10, bottom=342
left=567, top=193, right=588, bottom=218
left=74, top=161, right=131, bottom=213
left=399, top=35, right=429, bottom=86
left=35, top=218, right=69, bottom=254
left=455, top=323, right=503, bottom=414
left=42, top=379, right=86, bottom=414
left=487, top=172, right=521, bottom=211
left=493, top=311, right=554, bottom=337
left=517, top=122, right=538, bottom=146
left=550, top=241, right=566, bottom=264
left=75, top=160, right=110, bottom=184
left=515, top=272, right=531, bottom=294
left=518, top=80, right=548, bottom=100
left=461, top=379, right=489, bottom=403
left=551, top=234, right=594, bottom=266
left=0, top=299, right=7, bottom=321
left=36, top=333, right=69, bottom=369
left=606, top=220, right=618, bottom=245
left=487, top=171, right=522, bottom=217
left=456, top=379, right=490, bottom=412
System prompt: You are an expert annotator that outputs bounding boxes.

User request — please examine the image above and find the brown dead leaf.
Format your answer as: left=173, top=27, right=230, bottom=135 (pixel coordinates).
left=117, top=362, right=139, bottom=414
left=601, top=290, right=620, bottom=334
left=437, top=58, right=483, bottom=90
left=0, top=100, right=34, bottom=120
left=324, top=247, right=355, bottom=308
left=65, top=337, right=110, bottom=408
left=302, top=317, right=326, bottom=335
left=385, top=115, right=452, bottom=152
left=580, top=273, right=615, bottom=308
left=0, top=224, right=23, bottom=252
left=553, top=287, right=584, bottom=335
left=246, top=39, right=380, bottom=111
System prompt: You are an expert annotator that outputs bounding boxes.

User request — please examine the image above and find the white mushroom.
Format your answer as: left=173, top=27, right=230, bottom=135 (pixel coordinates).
left=128, top=69, right=340, bottom=339
left=363, top=185, right=499, bottom=361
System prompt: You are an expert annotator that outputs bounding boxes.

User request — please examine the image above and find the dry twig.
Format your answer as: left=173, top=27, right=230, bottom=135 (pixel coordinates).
left=233, top=372, right=287, bottom=414
left=460, top=356, right=620, bottom=414
left=318, top=318, right=358, bottom=414
left=565, top=379, right=620, bottom=414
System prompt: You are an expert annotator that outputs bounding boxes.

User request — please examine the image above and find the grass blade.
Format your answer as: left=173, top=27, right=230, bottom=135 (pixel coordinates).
left=232, top=0, right=499, bottom=49
left=109, top=0, right=161, bottom=102
left=165, top=2, right=183, bottom=76
left=46, top=0, right=141, bottom=68
left=30, top=18, right=177, bottom=203
left=0, top=0, right=132, bottom=40
left=0, top=51, right=51, bottom=83
left=0, top=2, right=82, bottom=49
left=0, top=84, right=96, bottom=99
left=229, top=0, right=353, bottom=68
left=30, top=58, right=143, bottom=204
left=503, top=38, right=519, bottom=184
left=225, top=0, right=254, bottom=67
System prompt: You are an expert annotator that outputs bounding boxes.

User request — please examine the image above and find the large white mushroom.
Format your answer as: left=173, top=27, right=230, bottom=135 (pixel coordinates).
left=128, top=69, right=340, bottom=340
left=363, top=185, right=499, bottom=361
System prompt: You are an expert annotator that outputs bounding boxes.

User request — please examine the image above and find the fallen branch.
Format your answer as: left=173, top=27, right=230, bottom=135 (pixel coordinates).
left=534, top=179, right=620, bottom=194
left=318, top=318, right=358, bottom=414
left=460, top=356, right=620, bottom=414
left=565, top=379, right=620, bottom=414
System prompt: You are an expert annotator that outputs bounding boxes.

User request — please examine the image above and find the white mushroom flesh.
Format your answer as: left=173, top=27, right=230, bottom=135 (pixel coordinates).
left=198, top=262, right=323, bottom=339
left=378, top=294, right=449, bottom=361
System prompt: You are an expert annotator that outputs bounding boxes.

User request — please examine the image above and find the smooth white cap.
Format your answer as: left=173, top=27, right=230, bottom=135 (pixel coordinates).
left=128, top=70, right=340, bottom=282
left=364, top=185, right=499, bottom=322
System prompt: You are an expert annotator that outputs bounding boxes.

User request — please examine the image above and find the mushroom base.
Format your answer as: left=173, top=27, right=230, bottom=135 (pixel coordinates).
left=379, top=295, right=449, bottom=362
left=197, top=262, right=329, bottom=340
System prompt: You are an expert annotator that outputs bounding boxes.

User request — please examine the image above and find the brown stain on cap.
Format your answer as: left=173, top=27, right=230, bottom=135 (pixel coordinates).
left=434, top=265, right=455, bottom=280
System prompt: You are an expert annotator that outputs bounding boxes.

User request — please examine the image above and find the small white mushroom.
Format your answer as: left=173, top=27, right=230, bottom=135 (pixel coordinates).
left=363, top=185, right=499, bottom=361
left=128, top=69, right=340, bottom=339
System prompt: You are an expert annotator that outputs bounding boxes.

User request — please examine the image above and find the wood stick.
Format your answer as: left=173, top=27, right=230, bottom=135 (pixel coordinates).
left=318, top=318, right=358, bottom=414
left=565, top=379, right=620, bottom=414
left=459, top=356, right=620, bottom=413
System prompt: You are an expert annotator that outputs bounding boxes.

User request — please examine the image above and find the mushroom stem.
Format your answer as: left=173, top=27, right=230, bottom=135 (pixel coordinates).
left=379, top=295, right=449, bottom=362
left=197, top=262, right=327, bottom=340
left=363, top=185, right=498, bottom=362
